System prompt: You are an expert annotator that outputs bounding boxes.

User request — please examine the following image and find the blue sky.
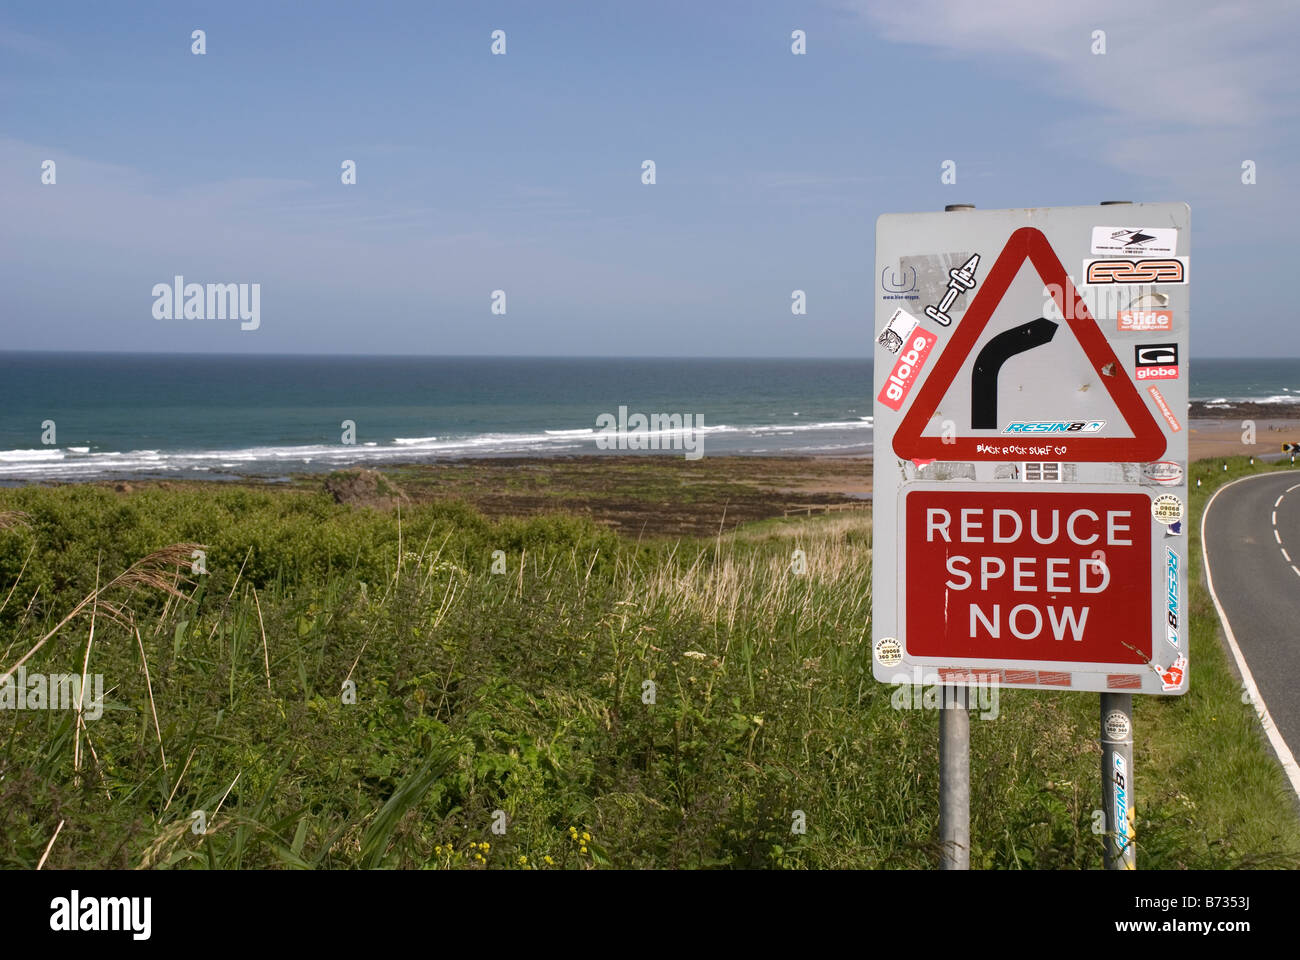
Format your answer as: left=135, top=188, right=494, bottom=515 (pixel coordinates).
left=2, top=0, right=1296, bottom=357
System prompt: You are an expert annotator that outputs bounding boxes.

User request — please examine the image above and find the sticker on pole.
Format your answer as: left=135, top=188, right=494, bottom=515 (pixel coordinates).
left=1104, top=710, right=1131, bottom=742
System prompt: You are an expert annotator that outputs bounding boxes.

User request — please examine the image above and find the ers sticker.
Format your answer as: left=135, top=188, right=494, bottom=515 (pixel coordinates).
left=878, top=328, right=938, bottom=411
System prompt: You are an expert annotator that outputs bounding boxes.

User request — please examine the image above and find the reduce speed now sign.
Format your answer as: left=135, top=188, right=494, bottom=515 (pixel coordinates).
left=872, top=204, right=1190, bottom=695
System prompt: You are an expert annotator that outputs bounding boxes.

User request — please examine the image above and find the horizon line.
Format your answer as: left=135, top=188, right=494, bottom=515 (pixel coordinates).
left=0, top=349, right=1294, bottom=362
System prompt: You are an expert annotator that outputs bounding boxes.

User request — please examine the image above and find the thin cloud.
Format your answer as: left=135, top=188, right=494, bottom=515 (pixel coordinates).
left=844, top=1, right=1298, bottom=135
left=0, top=24, right=62, bottom=61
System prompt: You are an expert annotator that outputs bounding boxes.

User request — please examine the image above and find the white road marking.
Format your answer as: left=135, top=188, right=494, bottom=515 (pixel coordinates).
left=1278, top=490, right=1291, bottom=565
left=1288, top=483, right=1300, bottom=494
left=1203, top=473, right=1300, bottom=802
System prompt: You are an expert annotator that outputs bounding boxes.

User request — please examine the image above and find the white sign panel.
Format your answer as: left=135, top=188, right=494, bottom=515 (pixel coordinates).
left=872, top=203, right=1190, bottom=695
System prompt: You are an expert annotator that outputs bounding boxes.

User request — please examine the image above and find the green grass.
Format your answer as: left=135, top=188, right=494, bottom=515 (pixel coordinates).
left=0, top=463, right=1297, bottom=869
left=1136, top=454, right=1300, bottom=867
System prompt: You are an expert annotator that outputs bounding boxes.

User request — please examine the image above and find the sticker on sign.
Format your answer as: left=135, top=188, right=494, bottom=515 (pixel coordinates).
left=876, top=307, right=920, bottom=355
left=877, top=327, right=937, bottom=411
left=1135, top=343, right=1178, bottom=381
left=875, top=637, right=902, bottom=666
left=1082, top=257, right=1188, bottom=286
left=1091, top=226, right=1178, bottom=256
left=1118, top=309, right=1173, bottom=332
left=1151, top=494, right=1184, bottom=524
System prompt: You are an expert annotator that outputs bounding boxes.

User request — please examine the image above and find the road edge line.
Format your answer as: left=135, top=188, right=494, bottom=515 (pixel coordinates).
left=1202, top=471, right=1300, bottom=802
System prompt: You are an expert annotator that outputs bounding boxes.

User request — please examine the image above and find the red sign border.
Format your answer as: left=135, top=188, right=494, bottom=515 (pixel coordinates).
left=892, top=227, right=1168, bottom=462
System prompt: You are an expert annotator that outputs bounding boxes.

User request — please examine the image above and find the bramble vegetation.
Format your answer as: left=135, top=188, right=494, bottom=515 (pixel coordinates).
left=0, top=464, right=1297, bottom=869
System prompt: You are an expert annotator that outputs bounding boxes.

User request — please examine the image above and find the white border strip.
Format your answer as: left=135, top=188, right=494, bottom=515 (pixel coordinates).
left=1202, top=472, right=1300, bottom=800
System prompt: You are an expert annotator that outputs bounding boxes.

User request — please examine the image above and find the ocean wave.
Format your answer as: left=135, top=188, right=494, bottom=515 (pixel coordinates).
left=743, top=420, right=874, bottom=434
left=0, top=449, right=66, bottom=463
left=0, top=417, right=877, bottom=480
left=1193, top=394, right=1300, bottom=405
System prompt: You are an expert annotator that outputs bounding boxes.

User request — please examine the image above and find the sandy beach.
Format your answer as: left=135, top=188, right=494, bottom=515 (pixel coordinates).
left=1190, top=398, right=1300, bottom=457
left=1189, top=420, right=1299, bottom=461
left=1186, top=402, right=1300, bottom=461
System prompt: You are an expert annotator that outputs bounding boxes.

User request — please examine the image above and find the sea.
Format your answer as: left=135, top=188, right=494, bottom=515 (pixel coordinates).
left=0, top=353, right=1294, bottom=482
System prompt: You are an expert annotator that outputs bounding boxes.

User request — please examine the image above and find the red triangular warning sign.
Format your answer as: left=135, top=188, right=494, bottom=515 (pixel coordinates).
left=892, top=227, right=1167, bottom=462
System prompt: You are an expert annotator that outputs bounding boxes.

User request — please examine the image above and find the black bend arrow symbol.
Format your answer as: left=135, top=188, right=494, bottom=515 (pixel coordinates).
left=971, top=317, right=1059, bottom=430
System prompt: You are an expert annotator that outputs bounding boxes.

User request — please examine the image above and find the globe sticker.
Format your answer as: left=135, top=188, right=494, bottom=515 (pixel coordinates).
left=874, top=637, right=902, bottom=666
left=1151, top=494, right=1184, bottom=524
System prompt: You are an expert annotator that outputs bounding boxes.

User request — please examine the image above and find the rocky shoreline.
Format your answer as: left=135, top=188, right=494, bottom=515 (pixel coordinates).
left=1189, top=400, right=1300, bottom=419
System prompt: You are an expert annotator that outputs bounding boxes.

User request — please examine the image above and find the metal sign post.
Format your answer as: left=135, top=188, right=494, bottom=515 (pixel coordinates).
left=1096, top=202, right=1138, bottom=871
left=1101, top=691, right=1136, bottom=868
left=938, top=204, right=973, bottom=872
left=939, top=684, right=970, bottom=868
left=872, top=200, right=1190, bottom=870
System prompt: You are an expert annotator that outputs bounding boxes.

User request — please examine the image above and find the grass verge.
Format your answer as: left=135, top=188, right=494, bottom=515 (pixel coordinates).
left=0, top=461, right=1296, bottom=868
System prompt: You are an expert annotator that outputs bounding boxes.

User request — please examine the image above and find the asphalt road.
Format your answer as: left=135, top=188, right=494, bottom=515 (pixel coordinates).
left=1203, top=470, right=1300, bottom=781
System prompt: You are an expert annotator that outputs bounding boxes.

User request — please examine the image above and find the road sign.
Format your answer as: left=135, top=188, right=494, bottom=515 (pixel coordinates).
left=873, top=203, right=1190, bottom=695
left=892, top=227, right=1167, bottom=463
